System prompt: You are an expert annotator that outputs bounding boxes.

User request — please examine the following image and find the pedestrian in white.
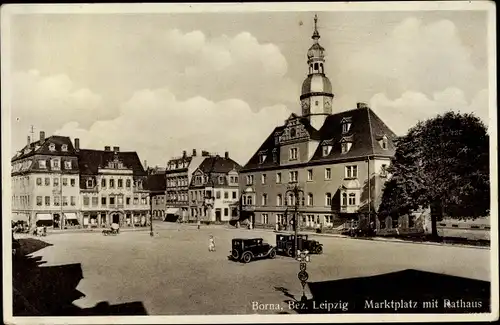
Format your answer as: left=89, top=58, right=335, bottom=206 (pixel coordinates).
left=208, top=235, right=216, bottom=252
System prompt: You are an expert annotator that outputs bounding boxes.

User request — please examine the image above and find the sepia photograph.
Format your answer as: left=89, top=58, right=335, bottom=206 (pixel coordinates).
left=1, top=2, right=498, bottom=324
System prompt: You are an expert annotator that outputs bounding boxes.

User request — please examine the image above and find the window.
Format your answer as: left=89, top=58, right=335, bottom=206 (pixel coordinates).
left=61, top=144, right=68, bottom=152
left=53, top=196, right=60, bottom=206
left=380, top=136, right=388, bottom=150
left=381, top=164, right=388, bottom=177
left=276, top=172, right=282, bottom=184
left=110, top=179, right=115, bottom=188
left=246, top=175, right=254, bottom=185
left=71, top=196, right=76, bottom=206
left=232, top=191, right=237, bottom=199
left=126, top=179, right=131, bottom=187
left=52, top=159, right=60, bottom=170
left=87, top=179, right=93, bottom=188
left=70, top=178, right=75, bottom=187
left=345, top=165, right=358, bottom=179
left=287, top=193, right=296, bottom=206
left=101, top=178, right=106, bottom=188
left=37, top=177, right=42, bottom=185
left=49, top=143, right=56, bottom=151
left=45, top=196, right=50, bottom=206
left=289, top=171, right=298, bottom=182
left=62, top=178, right=68, bottom=186
left=342, top=193, right=347, bottom=206
left=307, top=169, right=313, bottom=181
left=63, top=196, right=69, bottom=206
left=92, top=197, right=98, bottom=207
left=224, top=208, right=229, bottom=217
left=216, top=191, right=221, bottom=199
left=45, top=177, right=50, bottom=186
left=141, top=197, right=146, bottom=205
left=259, top=154, right=267, bottom=164
left=245, top=195, right=253, bottom=205
left=234, top=176, right=238, bottom=183
left=134, top=197, right=139, bottom=205
left=64, top=161, right=72, bottom=169
left=315, top=100, right=319, bottom=106
left=39, top=160, right=47, bottom=169
left=262, top=214, right=269, bottom=224
left=36, top=196, right=42, bottom=206
left=118, top=179, right=123, bottom=188
left=110, top=197, right=115, bottom=205
left=118, top=196, right=124, bottom=205
left=83, top=196, right=89, bottom=206
left=307, top=193, right=314, bottom=206
left=325, top=193, right=332, bottom=206
left=54, top=178, right=59, bottom=187
left=261, top=174, right=267, bottom=184
left=262, top=194, right=268, bottom=206
left=224, top=191, right=229, bottom=199
left=289, top=148, right=298, bottom=160
left=342, top=123, right=352, bottom=134
left=126, top=197, right=131, bottom=205
left=325, top=168, right=331, bottom=180
left=348, top=193, right=356, bottom=206
left=341, top=142, right=352, bottom=154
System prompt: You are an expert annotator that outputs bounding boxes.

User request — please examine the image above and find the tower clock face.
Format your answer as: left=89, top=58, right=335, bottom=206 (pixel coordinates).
left=301, top=100, right=310, bottom=115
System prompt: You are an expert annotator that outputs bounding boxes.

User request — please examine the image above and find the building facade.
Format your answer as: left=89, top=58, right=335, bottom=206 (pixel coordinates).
left=147, top=167, right=167, bottom=220
left=164, top=149, right=207, bottom=221
left=188, top=152, right=241, bottom=223
left=11, top=131, right=81, bottom=229
left=238, top=16, right=396, bottom=230
left=78, top=146, right=150, bottom=228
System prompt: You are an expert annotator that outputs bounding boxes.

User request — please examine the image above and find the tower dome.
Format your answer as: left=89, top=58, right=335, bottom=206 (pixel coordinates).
left=300, top=14, right=334, bottom=130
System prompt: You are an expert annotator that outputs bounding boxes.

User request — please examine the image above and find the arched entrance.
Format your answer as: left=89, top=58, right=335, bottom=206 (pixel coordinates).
left=109, top=211, right=124, bottom=226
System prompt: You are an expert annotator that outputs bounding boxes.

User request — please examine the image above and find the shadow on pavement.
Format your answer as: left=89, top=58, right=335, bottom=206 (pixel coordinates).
left=12, top=238, right=148, bottom=316
left=278, top=269, right=490, bottom=314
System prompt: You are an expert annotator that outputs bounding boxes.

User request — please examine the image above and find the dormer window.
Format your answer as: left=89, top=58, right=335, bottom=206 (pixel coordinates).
left=342, top=123, right=351, bottom=134
left=87, top=179, right=94, bottom=188
left=289, top=148, right=298, bottom=161
left=218, top=176, right=224, bottom=184
left=322, top=145, right=332, bottom=157
left=259, top=153, right=267, bottom=164
left=52, top=159, right=60, bottom=170
left=64, top=161, right=72, bottom=169
left=272, top=148, right=278, bottom=163
left=290, top=128, right=296, bottom=138
left=341, top=142, right=352, bottom=154
left=49, top=143, right=56, bottom=152
left=61, top=144, right=68, bottom=152
left=38, top=160, right=46, bottom=169
left=379, top=135, right=388, bottom=150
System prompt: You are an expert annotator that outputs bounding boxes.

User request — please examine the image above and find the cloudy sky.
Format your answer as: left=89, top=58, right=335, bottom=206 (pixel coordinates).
left=4, top=4, right=492, bottom=167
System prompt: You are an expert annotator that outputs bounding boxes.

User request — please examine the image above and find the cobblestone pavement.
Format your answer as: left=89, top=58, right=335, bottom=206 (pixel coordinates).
left=20, top=221, right=490, bottom=315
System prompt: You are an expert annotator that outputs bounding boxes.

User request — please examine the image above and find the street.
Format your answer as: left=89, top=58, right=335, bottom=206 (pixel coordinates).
left=15, top=221, right=490, bottom=315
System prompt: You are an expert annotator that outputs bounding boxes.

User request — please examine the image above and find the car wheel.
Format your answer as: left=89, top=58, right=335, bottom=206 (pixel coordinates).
left=315, top=246, right=323, bottom=254
left=286, top=247, right=293, bottom=257
left=231, top=249, right=240, bottom=260
left=269, top=249, right=276, bottom=259
left=242, top=252, right=252, bottom=263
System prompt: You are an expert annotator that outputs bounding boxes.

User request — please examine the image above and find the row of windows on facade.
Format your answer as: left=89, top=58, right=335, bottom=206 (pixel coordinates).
left=35, top=177, right=77, bottom=187
left=34, top=195, right=77, bottom=206
left=82, top=196, right=148, bottom=207
left=84, top=178, right=142, bottom=189
left=167, top=190, right=239, bottom=202
left=166, top=177, right=189, bottom=187
left=266, top=214, right=336, bottom=225
left=245, top=165, right=365, bottom=185
left=243, top=192, right=358, bottom=207
left=37, top=159, right=73, bottom=170
left=190, top=207, right=236, bottom=218
left=20, top=143, right=69, bottom=156
left=193, top=175, right=239, bottom=186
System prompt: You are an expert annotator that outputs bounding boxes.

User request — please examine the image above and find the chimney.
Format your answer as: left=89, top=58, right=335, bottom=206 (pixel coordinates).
left=27, top=136, right=31, bottom=146
left=39, top=131, right=45, bottom=142
left=144, top=160, right=148, bottom=169
left=113, top=146, right=120, bottom=152
left=357, top=102, right=367, bottom=109
left=192, top=149, right=197, bottom=156
left=182, top=150, right=187, bottom=158
left=202, top=150, right=210, bottom=157
left=104, top=146, right=111, bottom=151
left=225, top=151, right=229, bottom=159
left=74, top=138, right=80, bottom=151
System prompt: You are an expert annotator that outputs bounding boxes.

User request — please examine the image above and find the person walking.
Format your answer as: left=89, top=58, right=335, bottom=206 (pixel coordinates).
left=208, top=235, right=216, bottom=252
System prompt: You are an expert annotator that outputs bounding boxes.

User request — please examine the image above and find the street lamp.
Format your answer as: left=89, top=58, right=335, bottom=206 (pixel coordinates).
left=285, top=183, right=304, bottom=258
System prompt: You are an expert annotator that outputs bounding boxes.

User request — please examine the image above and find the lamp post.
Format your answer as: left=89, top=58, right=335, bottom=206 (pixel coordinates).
left=149, top=192, right=154, bottom=236
left=285, top=183, right=304, bottom=258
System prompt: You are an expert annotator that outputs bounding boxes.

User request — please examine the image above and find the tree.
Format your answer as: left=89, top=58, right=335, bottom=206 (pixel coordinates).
left=379, top=111, right=490, bottom=238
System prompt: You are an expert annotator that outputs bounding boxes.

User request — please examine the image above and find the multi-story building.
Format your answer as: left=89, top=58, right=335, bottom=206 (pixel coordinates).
left=78, top=146, right=150, bottom=228
left=164, top=149, right=207, bottom=221
left=188, top=152, right=241, bottom=223
left=238, top=16, right=396, bottom=230
left=11, top=131, right=80, bottom=229
left=147, top=166, right=167, bottom=220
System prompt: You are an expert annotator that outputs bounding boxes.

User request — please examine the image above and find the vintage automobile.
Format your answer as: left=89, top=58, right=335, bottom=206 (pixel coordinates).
left=275, top=234, right=323, bottom=256
left=102, top=223, right=120, bottom=236
left=229, top=238, right=276, bottom=263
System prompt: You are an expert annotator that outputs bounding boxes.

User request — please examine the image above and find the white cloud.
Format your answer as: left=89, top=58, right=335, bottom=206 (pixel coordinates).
left=370, top=88, right=489, bottom=135
left=55, top=87, right=291, bottom=167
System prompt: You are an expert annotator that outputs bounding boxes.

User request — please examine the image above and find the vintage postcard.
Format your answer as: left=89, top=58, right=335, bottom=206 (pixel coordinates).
left=2, top=2, right=498, bottom=324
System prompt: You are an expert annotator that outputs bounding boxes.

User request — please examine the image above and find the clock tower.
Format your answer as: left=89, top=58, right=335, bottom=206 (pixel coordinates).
left=300, top=15, right=334, bottom=130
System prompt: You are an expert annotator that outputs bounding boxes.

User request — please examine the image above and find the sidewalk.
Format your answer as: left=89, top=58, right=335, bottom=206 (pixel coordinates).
left=230, top=226, right=490, bottom=250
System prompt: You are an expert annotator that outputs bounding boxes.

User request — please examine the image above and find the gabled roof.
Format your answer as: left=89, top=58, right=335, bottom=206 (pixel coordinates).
left=198, top=156, right=242, bottom=174
left=77, top=149, right=147, bottom=176
left=241, top=106, right=397, bottom=171
left=12, top=135, right=77, bottom=162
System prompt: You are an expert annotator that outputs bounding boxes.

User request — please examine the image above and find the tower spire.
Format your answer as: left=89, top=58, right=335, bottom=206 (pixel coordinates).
left=312, top=14, right=320, bottom=41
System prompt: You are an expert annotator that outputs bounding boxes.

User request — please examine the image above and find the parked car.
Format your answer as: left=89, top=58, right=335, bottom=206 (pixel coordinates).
left=229, top=238, right=276, bottom=263
left=341, top=220, right=375, bottom=237
left=275, top=234, right=323, bottom=256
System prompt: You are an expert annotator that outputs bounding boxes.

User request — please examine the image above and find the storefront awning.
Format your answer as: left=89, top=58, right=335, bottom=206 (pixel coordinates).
left=12, top=213, right=29, bottom=222
left=165, top=208, right=180, bottom=215
left=64, top=213, right=78, bottom=220
left=36, top=213, right=52, bottom=221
